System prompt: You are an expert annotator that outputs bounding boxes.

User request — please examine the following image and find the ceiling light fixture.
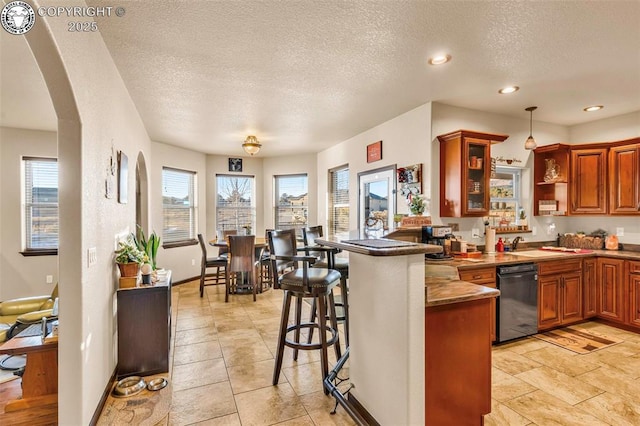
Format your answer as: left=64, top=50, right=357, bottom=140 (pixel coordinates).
left=524, top=106, right=538, bottom=150
left=583, top=105, right=604, bottom=112
left=242, top=135, right=261, bottom=156
left=498, top=86, right=519, bottom=94
left=428, top=54, right=451, bottom=65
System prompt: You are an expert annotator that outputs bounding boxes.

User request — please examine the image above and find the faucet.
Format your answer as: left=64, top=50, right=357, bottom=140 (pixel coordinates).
left=511, top=236, right=524, bottom=251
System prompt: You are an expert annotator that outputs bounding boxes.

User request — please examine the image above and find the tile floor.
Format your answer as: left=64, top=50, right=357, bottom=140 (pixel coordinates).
left=166, top=280, right=640, bottom=425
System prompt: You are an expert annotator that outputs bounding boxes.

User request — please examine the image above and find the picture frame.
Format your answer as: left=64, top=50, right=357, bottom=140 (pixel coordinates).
left=397, top=163, right=423, bottom=199
left=118, top=151, right=128, bottom=204
left=366, top=140, right=382, bottom=163
left=229, top=157, right=243, bottom=172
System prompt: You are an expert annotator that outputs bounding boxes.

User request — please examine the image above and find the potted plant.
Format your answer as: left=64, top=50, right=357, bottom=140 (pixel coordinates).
left=409, top=194, right=425, bottom=216
left=115, top=236, right=147, bottom=277
left=132, top=226, right=161, bottom=270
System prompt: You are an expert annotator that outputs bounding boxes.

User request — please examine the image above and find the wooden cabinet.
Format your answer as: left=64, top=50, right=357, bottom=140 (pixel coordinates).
left=437, top=130, right=508, bottom=217
left=117, top=282, right=171, bottom=378
left=628, top=261, right=640, bottom=328
left=537, top=259, right=583, bottom=330
left=570, top=147, right=608, bottom=214
left=609, top=141, right=640, bottom=215
left=583, top=258, right=598, bottom=318
left=533, top=144, right=570, bottom=216
left=459, top=267, right=497, bottom=342
left=597, top=257, right=625, bottom=323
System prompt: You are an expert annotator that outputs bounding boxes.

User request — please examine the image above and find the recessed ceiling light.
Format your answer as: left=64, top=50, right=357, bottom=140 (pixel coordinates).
left=428, top=54, right=451, bottom=65
left=498, top=86, right=519, bottom=94
left=583, top=105, right=604, bottom=112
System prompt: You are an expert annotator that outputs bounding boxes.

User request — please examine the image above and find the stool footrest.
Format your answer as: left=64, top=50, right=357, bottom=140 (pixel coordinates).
left=284, top=322, right=338, bottom=350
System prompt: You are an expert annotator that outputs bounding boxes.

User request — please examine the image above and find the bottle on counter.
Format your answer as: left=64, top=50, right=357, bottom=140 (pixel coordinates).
left=496, top=237, right=504, bottom=253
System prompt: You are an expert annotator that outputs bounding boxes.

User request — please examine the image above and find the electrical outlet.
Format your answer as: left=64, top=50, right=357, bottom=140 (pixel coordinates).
left=88, top=247, right=97, bottom=267
left=532, top=226, right=537, bottom=236
left=191, top=259, right=195, bottom=266
left=46, top=275, right=53, bottom=284
left=448, top=223, right=460, bottom=232
left=472, top=228, right=480, bottom=238
left=616, top=227, right=624, bottom=237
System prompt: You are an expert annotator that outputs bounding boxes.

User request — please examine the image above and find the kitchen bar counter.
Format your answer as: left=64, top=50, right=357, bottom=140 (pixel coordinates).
left=425, top=276, right=499, bottom=307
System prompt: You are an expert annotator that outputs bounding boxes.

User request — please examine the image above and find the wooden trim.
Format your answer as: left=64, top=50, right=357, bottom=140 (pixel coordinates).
left=89, top=368, right=117, bottom=426
left=20, top=249, right=58, bottom=256
left=162, top=239, right=198, bottom=249
left=347, top=393, right=381, bottom=426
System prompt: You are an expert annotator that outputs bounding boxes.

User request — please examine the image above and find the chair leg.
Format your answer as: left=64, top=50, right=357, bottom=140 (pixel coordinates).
left=307, top=298, right=317, bottom=344
left=225, top=268, right=230, bottom=303
left=328, top=291, right=342, bottom=360
left=293, top=296, right=303, bottom=361
left=317, top=292, right=330, bottom=395
left=199, top=263, right=206, bottom=298
left=252, top=267, right=258, bottom=302
left=273, top=291, right=292, bottom=385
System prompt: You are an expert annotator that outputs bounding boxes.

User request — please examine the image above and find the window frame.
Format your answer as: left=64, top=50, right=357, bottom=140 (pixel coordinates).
left=489, top=166, right=522, bottom=227
left=162, top=166, right=198, bottom=248
left=21, top=156, right=59, bottom=256
left=215, top=174, right=256, bottom=233
left=274, top=173, right=309, bottom=235
left=329, top=165, right=349, bottom=238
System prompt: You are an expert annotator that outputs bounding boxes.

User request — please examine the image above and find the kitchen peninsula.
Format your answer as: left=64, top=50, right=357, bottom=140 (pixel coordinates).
left=316, top=235, right=499, bottom=425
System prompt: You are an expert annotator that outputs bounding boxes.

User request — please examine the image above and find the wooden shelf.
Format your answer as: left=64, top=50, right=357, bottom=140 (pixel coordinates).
left=495, top=229, right=532, bottom=234
left=536, top=180, right=568, bottom=186
left=468, top=166, right=484, bottom=171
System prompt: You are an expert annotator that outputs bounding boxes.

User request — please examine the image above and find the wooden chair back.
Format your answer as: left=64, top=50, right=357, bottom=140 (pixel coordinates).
left=228, top=235, right=256, bottom=274
left=303, top=226, right=325, bottom=261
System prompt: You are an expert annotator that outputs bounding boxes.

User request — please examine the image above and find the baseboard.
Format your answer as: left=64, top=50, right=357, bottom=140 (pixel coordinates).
left=171, top=275, right=200, bottom=286
left=347, top=393, right=380, bottom=426
left=90, top=367, right=117, bottom=426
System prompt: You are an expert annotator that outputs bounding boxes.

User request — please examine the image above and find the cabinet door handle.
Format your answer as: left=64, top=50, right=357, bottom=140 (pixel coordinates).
left=473, top=275, right=482, bottom=279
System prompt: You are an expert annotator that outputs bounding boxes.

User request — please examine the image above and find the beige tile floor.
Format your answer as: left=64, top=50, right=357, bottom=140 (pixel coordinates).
left=166, top=280, right=640, bottom=425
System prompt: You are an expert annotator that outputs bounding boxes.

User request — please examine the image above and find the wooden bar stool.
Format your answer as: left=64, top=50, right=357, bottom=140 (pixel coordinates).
left=303, top=226, right=350, bottom=346
left=197, top=234, right=227, bottom=298
left=268, top=229, right=342, bottom=393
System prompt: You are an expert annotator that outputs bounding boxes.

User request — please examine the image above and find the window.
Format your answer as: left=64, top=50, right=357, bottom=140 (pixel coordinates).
left=489, top=167, right=522, bottom=227
left=162, top=167, right=197, bottom=244
left=23, top=157, right=58, bottom=252
left=274, top=174, right=308, bottom=234
left=216, top=175, right=255, bottom=232
left=329, top=166, right=349, bottom=238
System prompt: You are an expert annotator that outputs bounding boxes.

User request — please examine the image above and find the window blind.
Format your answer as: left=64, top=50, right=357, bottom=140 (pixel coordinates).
left=274, top=174, right=308, bottom=234
left=162, top=167, right=197, bottom=243
left=329, top=166, right=349, bottom=238
left=216, top=175, right=255, bottom=232
left=24, top=157, right=59, bottom=250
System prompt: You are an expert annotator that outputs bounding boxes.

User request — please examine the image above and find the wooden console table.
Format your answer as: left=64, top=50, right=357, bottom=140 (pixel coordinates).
left=0, top=336, right=58, bottom=412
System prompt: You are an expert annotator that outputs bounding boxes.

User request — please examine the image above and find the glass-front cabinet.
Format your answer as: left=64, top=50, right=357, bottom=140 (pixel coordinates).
left=438, top=130, right=508, bottom=217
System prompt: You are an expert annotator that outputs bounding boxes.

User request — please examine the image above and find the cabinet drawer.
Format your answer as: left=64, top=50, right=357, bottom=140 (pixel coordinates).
left=459, top=267, right=496, bottom=285
left=630, top=261, right=640, bottom=275
left=538, top=259, right=582, bottom=275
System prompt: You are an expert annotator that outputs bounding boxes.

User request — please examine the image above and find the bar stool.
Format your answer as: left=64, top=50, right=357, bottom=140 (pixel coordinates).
left=303, top=226, right=350, bottom=346
left=197, top=234, right=227, bottom=298
left=268, top=229, right=342, bottom=393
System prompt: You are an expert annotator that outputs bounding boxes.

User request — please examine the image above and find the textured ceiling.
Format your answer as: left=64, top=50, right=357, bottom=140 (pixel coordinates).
left=2, top=1, right=639, bottom=157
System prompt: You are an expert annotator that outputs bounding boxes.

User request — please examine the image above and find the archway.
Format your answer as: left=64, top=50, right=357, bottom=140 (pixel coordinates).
left=136, top=151, right=150, bottom=235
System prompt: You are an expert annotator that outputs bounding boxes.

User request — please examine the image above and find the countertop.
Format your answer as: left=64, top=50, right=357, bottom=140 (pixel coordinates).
left=427, top=248, right=640, bottom=270
left=425, top=276, right=499, bottom=307
left=316, top=235, right=442, bottom=256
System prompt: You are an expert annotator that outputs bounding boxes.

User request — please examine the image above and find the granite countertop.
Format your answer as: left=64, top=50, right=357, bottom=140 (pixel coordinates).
left=425, top=277, right=499, bottom=307
left=316, top=236, right=442, bottom=256
left=427, top=248, right=640, bottom=270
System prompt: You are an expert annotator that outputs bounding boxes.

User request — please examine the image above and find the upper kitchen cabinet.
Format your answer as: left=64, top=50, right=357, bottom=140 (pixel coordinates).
left=533, top=144, right=570, bottom=216
left=438, top=130, right=508, bottom=217
left=609, top=139, right=640, bottom=215
left=570, top=146, right=608, bottom=215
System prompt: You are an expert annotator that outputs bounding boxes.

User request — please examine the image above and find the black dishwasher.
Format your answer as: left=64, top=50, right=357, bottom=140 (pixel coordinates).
left=496, top=263, right=538, bottom=343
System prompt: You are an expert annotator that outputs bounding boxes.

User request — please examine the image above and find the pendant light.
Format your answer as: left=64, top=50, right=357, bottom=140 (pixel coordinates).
left=524, top=106, right=538, bottom=150
left=242, top=135, right=261, bottom=156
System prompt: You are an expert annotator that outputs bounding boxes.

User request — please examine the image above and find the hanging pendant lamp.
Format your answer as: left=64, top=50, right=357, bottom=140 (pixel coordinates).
left=524, top=106, right=538, bottom=150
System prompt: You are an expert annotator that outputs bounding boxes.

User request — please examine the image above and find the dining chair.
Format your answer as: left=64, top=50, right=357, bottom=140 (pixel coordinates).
left=218, top=229, right=238, bottom=258
left=303, top=225, right=350, bottom=346
left=197, top=234, right=227, bottom=298
left=268, top=229, right=342, bottom=392
left=226, top=235, right=262, bottom=302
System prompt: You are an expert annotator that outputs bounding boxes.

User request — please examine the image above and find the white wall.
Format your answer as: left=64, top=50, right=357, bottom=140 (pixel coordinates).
left=317, top=103, right=432, bottom=232
left=151, top=141, right=207, bottom=282
left=0, top=127, right=59, bottom=300
left=569, top=111, right=640, bottom=142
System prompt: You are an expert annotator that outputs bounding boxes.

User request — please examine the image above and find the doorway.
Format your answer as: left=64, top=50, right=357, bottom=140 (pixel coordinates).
left=358, top=165, right=396, bottom=234
left=135, top=152, right=149, bottom=235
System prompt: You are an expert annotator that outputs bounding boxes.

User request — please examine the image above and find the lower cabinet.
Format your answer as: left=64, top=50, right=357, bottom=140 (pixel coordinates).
left=537, top=259, right=583, bottom=331
left=458, top=267, right=496, bottom=342
left=597, top=257, right=625, bottom=323
left=117, top=283, right=171, bottom=378
left=583, top=258, right=598, bottom=318
left=627, top=261, right=640, bottom=328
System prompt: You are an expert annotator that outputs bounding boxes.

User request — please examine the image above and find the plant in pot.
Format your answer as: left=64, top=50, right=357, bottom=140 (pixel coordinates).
left=115, top=236, right=147, bottom=277
left=408, top=194, right=425, bottom=216
left=132, top=226, right=161, bottom=270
